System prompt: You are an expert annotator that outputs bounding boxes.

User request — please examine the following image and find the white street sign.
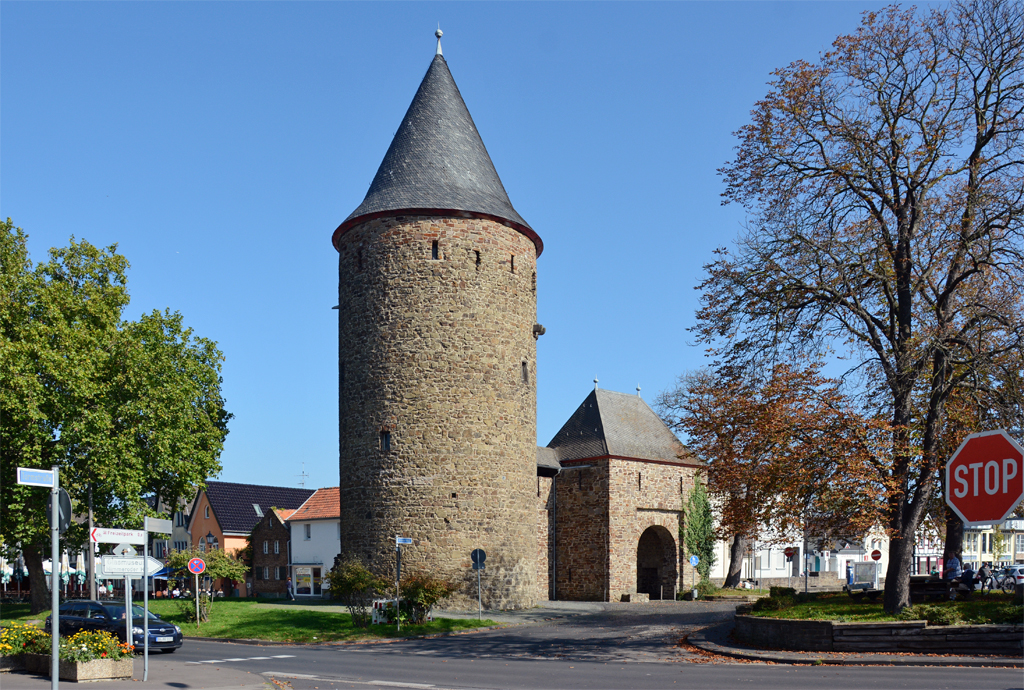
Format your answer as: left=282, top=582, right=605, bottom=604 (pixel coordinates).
left=99, top=556, right=164, bottom=578
left=91, top=528, right=146, bottom=544
left=16, top=467, right=54, bottom=487
left=145, top=517, right=173, bottom=534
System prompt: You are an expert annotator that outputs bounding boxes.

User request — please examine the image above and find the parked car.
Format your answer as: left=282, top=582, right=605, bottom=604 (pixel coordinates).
left=44, top=600, right=183, bottom=653
left=996, top=565, right=1024, bottom=594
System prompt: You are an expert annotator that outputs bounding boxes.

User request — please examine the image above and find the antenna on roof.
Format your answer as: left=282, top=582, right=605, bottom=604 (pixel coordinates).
left=435, top=26, right=443, bottom=56
left=297, top=462, right=309, bottom=488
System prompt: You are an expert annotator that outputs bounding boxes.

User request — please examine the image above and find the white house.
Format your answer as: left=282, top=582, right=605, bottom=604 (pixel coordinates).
left=287, top=487, right=340, bottom=598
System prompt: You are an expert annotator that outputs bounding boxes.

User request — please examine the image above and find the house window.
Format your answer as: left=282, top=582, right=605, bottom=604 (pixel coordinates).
left=380, top=430, right=391, bottom=452
left=274, top=540, right=280, bottom=554
left=263, top=541, right=268, bottom=554
left=304, top=524, right=311, bottom=541
left=175, top=512, right=185, bottom=527
left=199, top=542, right=205, bottom=553
left=431, top=240, right=439, bottom=260
left=1016, top=534, right=1024, bottom=554
left=274, top=566, right=281, bottom=580
left=263, top=566, right=269, bottom=580
left=205, top=506, right=210, bottom=519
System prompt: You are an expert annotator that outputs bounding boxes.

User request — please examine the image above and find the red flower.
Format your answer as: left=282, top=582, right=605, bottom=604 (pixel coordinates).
left=101, top=652, right=107, bottom=658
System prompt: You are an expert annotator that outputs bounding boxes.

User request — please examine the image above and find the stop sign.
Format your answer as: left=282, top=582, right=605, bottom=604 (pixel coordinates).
left=945, top=430, right=1024, bottom=525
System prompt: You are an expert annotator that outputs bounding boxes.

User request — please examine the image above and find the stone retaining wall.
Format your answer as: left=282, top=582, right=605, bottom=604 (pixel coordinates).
left=734, top=615, right=1024, bottom=655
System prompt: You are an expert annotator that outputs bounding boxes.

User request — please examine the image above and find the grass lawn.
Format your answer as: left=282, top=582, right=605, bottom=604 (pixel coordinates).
left=750, top=591, right=1021, bottom=623
left=1, top=600, right=497, bottom=643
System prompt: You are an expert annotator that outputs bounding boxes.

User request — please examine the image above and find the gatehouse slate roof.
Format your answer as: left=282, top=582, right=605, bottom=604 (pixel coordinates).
left=546, top=388, right=698, bottom=466
left=536, top=447, right=561, bottom=477
left=200, top=481, right=315, bottom=535
left=334, top=54, right=542, bottom=256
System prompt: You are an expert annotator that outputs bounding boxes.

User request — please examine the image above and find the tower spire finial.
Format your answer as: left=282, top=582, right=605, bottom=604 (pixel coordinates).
left=435, top=26, right=443, bottom=56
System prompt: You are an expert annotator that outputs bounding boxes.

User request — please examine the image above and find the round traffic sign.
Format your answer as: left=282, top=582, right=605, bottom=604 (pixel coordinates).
left=689, top=555, right=699, bottom=567
left=188, top=557, right=206, bottom=575
left=784, top=547, right=795, bottom=558
left=470, top=549, right=486, bottom=565
left=945, top=430, right=1024, bottom=525
left=870, top=549, right=882, bottom=561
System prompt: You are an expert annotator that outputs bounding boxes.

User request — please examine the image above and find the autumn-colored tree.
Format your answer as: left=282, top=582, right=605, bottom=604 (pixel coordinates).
left=659, top=363, right=888, bottom=584
left=700, top=0, right=1024, bottom=611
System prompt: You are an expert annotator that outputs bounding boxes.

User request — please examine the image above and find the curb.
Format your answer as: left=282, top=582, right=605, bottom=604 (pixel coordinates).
left=686, top=627, right=1023, bottom=668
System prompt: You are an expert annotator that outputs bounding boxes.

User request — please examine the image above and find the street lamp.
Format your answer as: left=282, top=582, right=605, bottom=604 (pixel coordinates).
left=206, top=532, right=218, bottom=550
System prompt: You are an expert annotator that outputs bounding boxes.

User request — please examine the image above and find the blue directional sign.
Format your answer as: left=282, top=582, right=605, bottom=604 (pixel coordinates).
left=396, top=536, right=413, bottom=545
left=689, top=555, right=699, bottom=567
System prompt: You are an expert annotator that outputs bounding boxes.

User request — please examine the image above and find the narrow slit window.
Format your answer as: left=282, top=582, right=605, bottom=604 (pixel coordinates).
left=431, top=240, right=439, bottom=260
left=510, top=254, right=515, bottom=272
left=638, top=472, right=642, bottom=490
left=531, top=271, right=536, bottom=293
left=358, top=248, right=364, bottom=270
left=475, top=250, right=481, bottom=270
left=380, top=430, right=391, bottom=452
left=521, top=361, right=529, bottom=384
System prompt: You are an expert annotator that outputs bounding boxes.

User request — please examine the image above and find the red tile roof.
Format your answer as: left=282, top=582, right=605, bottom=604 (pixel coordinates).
left=288, top=487, right=340, bottom=521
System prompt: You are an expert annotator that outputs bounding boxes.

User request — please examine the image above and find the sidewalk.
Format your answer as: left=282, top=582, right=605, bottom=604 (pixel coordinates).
left=686, top=620, right=1024, bottom=668
left=0, top=656, right=267, bottom=690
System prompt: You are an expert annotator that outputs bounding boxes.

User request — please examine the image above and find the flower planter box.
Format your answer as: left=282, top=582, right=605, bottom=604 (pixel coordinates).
left=22, top=653, right=133, bottom=681
left=0, top=655, right=27, bottom=673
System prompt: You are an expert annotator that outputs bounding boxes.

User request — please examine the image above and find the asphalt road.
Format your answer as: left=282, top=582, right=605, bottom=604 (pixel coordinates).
left=167, top=602, right=1023, bottom=690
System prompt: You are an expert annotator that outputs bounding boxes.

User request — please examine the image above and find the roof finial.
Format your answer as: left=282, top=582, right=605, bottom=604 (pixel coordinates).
left=594, top=378, right=599, bottom=390
left=435, top=26, right=443, bottom=56
left=637, top=385, right=641, bottom=397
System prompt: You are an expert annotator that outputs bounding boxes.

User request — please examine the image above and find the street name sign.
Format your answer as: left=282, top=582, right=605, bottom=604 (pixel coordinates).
left=91, top=528, right=146, bottom=545
left=945, top=430, right=1024, bottom=526
left=100, top=556, right=163, bottom=578
left=16, top=467, right=54, bottom=487
left=396, top=536, right=413, bottom=545
left=145, top=517, right=173, bottom=534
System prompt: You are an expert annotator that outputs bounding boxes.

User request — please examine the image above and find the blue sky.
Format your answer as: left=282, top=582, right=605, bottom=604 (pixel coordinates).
left=2, top=1, right=890, bottom=489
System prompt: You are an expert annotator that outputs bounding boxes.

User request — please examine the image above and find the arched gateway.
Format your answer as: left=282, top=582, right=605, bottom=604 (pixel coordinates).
left=636, top=525, right=678, bottom=600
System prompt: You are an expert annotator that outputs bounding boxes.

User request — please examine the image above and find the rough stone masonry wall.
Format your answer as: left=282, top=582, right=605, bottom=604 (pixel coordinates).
left=337, top=215, right=539, bottom=609
left=537, top=475, right=552, bottom=599
left=552, top=460, right=610, bottom=600
left=607, top=459, right=701, bottom=599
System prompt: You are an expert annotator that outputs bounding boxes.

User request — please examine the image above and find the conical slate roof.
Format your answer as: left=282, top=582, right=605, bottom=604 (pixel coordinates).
left=547, top=389, right=698, bottom=466
left=334, top=54, right=542, bottom=255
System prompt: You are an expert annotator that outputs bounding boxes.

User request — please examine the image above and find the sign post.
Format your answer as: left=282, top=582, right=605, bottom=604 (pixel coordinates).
left=188, top=558, right=206, bottom=627
left=784, top=547, right=796, bottom=590
left=471, top=549, right=486, bottom=620
left=17, top=467, right=60, bottom=690
left=395, top=537, right=412, bottom=632
left=142, top=517, right=171, bottom=682
left=689, top=555, right=699, bottom=599
left=945, top=430, right=1024, bottom=525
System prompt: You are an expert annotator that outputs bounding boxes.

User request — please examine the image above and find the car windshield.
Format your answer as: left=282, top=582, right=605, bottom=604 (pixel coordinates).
left=102, top=604, right=160, bottom=620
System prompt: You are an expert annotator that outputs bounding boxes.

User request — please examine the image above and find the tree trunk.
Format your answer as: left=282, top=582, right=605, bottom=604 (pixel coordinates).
left=23, top=544, right=50, bottom=615
left=723, top=534, right=746, bottom=588
left=881, top=532, right=914, bottom=612
left=942, top=504, right=964, bottom=567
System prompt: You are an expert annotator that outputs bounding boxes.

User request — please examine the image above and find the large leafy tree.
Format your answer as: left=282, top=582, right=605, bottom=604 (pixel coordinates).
left=1, top=220, right=231, bottom=612
left=700, top=1, right=1024, bottom=611
left=659, top=363, right=887, bottom=585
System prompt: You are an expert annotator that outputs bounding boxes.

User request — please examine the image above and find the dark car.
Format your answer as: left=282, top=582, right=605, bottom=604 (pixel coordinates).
left=45, top=600, right=183, bottom=653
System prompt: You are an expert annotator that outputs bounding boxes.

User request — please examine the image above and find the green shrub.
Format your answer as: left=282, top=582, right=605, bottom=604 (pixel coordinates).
left=400, top=572, right=459, bottom=624
left=989, top=602, right=1024, bottom=624
left=752, top=595, right=794, bottom=611
left=327, top=559, right=390, bottom=628
left=696, top=578, right=719, bottom=598
left=769, top=586, right=796, bottom=599
left=898, top=604, right=963, bottom=626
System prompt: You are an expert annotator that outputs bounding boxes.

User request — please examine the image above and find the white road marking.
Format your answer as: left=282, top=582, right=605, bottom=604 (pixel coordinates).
left=187, top=654, right=296, bottom=665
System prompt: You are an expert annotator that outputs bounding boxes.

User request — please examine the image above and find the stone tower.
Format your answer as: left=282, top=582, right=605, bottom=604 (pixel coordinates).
left=333, top=36, right=542, bottom=608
